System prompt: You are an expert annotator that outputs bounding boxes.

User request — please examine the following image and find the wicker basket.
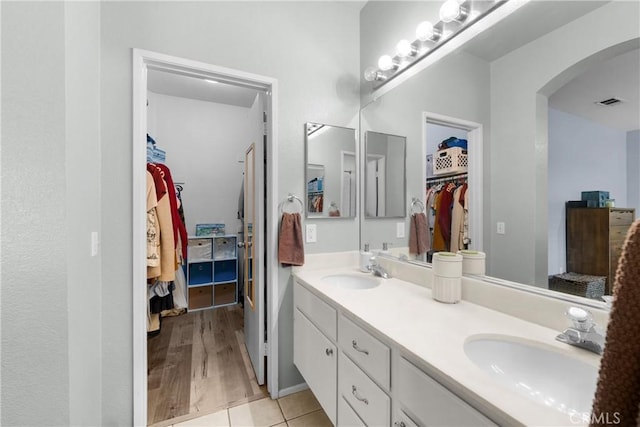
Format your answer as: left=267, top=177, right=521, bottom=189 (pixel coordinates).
left=549, top=272, right=605, bottom=300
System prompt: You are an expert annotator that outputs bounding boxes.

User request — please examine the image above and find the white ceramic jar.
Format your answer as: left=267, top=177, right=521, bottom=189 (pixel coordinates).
left=432, top=252, right=462, bottom=303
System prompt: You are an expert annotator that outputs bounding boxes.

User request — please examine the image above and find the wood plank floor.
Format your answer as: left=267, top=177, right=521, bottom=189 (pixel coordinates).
left=147, top=304, right=268, bottom=425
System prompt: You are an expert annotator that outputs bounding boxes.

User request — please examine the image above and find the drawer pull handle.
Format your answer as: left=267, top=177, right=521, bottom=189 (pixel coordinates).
left=352, top=340, right=369, bottom=355
left=352, top=385, right=369, bottom=405
left=325, top=348, right=333, bottom=356
left=394, top=422, right=406, bottom=427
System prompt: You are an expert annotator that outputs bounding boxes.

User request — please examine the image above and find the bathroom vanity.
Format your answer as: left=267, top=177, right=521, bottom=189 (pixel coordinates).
left=293, top=260, right=603, bottom=426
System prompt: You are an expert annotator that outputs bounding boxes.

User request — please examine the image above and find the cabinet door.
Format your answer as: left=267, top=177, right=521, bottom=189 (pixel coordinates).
left=397, top=357, right=495, bottom=426
left=294, top=308, right=337, bottom=424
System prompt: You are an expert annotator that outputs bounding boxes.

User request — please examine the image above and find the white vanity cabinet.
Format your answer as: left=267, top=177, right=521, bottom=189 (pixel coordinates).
left=293, top=284, right=338, bottom=425
left=294, top=279, right=496, bottom=427
left=395, top=357, right=495, bottom=426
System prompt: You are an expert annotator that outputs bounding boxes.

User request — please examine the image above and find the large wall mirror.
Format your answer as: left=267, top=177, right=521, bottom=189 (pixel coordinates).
left=364, top=131, right=406, bottom=218
left=305, top=122, right=357, bottom=218
left=359, top=1, right=639, bottom=303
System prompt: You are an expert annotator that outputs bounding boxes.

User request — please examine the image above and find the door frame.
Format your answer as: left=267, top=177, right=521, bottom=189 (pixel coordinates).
left=423, top=112, right=484, bottom=251
left=132, top=48, right=279, bottom=426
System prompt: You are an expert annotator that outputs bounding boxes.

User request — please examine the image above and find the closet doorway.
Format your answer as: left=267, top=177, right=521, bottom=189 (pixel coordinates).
left=423, top=112, right=484, bottom=258
left=133, top=50, right=279, bottom=426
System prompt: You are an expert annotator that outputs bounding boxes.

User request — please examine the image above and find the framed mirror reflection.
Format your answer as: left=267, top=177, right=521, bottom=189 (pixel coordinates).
left=364, top=131, right=407, bottom=218
left=305, top=122, right=357, bottom=219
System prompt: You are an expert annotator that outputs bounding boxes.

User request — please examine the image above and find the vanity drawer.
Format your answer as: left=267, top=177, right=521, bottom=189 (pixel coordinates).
left=397, top=357, right=495, bottom=426
left=338, top=396, right=366, bottom=427
left=609, top=209, right=634, bottom=226
left=339, top=352, right=390, bottom=426
left=339, top=314, right=391, bottom=390
left=609, top=225, right=631, bottom=241
left=294, top=281, right=337, bottom=341
left=394, top=409, right=419, bottom=427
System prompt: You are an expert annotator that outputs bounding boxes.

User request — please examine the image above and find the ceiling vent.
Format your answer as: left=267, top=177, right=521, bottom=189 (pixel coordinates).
left=596, top=97, right=623, bottom=106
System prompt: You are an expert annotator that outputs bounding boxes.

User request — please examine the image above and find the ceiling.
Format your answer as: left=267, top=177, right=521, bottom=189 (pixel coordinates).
left=461, top=0, right=639, bottom=132
left=549, top=48, right=640, bottom=132
left=147, top=1, right=638, bottom=132
left=147, top=69, right=259, bottom=108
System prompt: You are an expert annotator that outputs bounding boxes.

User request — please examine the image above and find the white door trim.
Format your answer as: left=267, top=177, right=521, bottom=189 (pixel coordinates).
left=132, top=48, right=279, bottom=427
left=422, top=112, right=483, bottom=252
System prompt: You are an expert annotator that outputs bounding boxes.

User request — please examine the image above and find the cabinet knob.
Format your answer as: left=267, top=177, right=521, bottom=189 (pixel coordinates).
left=394, top=422, right=406, bottom=427
left=351, top=385, right=369, bottom=405
left=325, top=348, right=333, bottom=356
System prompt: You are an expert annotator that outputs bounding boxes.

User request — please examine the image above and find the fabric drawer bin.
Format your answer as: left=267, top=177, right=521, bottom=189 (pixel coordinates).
left=609, top=209, right=634, bottom=226
left=188, top=238, right=212, bottom=260
left=188, top=262, right=213, bottom=285
left=189, top=286, right=213, bottom=310
left=213, top=236, right=237, bottom=260
left=215, top=283, right=236, bottom=305
left=214, top=260, right=237, bottom=282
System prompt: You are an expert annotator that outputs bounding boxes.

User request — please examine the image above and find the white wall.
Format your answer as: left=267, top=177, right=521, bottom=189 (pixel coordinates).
left=490, top=1, right=640, bottom=286
left=628, top=130, right=640, bottom=212
left=147, top=91, right=249, bottom=235
left=547, top=108, right=628, bottom=276
left=99, top=2, right=360, bottom=422
left=2, top=2, right=102, bottom=425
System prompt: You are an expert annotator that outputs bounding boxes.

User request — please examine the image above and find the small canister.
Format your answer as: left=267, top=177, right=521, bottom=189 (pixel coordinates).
left=432, top=252, right=463, bottom=278
left=432, top=252, right=462, bottom=304
left=457, top=250, right=486, bottom=275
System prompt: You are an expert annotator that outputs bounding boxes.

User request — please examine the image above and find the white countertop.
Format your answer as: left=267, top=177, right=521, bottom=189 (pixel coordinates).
left=294, top=266, right=602, bottom=427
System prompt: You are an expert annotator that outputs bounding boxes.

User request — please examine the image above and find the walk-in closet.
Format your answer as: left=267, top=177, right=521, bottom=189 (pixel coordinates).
left=423, top=121, right=470, bottom=262
left=144, top=69, right=268, bottom=425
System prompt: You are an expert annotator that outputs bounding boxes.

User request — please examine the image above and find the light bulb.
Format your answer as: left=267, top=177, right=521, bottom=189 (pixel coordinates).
left=378, top=55, right=397, bottom=71
left=416, top=21, right=435, bottom=41
left=440, top=0, right=461, bottom=23
left=364, top=67, right=379, bottom=82
left=396, top=39, right=416, bottom=58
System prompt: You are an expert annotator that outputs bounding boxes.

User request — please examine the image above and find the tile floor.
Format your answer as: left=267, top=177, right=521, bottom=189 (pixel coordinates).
left=173, top=389, right=331, bottom=427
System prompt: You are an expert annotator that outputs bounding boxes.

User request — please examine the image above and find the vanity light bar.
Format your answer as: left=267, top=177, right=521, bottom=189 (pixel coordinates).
left=364, top=0, right=508, bottom=85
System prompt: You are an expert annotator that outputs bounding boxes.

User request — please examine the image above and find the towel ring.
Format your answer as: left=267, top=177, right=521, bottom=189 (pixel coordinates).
left=411, top=197, right=425, bottom=214
left=280, top=193, right=304, bottom=214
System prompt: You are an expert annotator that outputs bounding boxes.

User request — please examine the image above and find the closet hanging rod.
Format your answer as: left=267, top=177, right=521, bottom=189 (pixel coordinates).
left=426, top=172, right=468, bottom=184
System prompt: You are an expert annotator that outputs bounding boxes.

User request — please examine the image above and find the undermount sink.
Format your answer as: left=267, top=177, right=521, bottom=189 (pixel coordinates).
left=322, top=274, right=380, bottom=290
left=464, top=335, right=599, bottom=416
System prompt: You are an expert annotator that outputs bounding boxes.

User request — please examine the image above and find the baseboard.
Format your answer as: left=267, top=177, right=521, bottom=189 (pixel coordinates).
left=278, top=382, right=309, bottom=398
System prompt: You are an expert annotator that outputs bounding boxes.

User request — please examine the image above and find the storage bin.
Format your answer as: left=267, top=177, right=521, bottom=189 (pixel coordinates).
left=433, top=147, right=468, bottom=176
left=214, top=259, right=237, bottom=282
left=215, top=283, right=237, bottom=305
left=213, top=236, right=237, bottom=260
left=188, top=262, right=213, bottom=285
left=581, top=191, right=610, bottom=208
left=188, top=238, right=212, bottom=260
left=188, top=286, right=213, bottom=310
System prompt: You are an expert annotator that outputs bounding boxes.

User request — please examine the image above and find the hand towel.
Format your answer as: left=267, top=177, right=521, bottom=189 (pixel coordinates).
left=590, top=220, right=640, bottom=426
left=278, top=212, right=305, bottom=266
left=409, top=213, right=428, bottom=255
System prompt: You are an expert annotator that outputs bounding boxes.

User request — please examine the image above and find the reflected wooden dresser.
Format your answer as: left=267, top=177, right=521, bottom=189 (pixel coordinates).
left=566, top=207, right=636, bottom=295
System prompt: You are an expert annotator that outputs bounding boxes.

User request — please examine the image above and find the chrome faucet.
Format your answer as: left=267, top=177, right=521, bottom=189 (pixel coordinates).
left=366, top=256, right=391, bottom=279
left=555, top=306, right=605, bottom=355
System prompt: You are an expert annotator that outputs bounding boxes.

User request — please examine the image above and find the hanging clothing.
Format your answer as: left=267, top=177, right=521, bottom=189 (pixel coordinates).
left=437, top=182, right=457, bottom=251
left=450, top=184, right=465, bottom=252
left=146, top=171, right=161, bottom=268
left=432, top=190, right=446, bottom=251
left=154, top=163, right=188, bottom=262
left=147, top=174, right=176, bottom=281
